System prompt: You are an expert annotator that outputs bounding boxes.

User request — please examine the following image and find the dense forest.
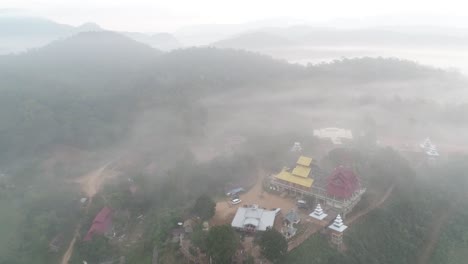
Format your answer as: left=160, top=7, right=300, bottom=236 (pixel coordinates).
left=0, top=32, right=465, bottom=164
left=0, top=31, right=467, bottom=264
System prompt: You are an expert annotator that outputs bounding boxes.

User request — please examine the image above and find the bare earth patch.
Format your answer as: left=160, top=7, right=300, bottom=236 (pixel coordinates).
left=211, top=172, right=296, bottom=226
left=61, top=162, right=120, bottom=264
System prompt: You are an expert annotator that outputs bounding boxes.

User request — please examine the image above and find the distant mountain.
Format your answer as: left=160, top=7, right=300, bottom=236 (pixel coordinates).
left=29, top=31, right=160, bottom=60
left=1, top=31, right=162, bottom=85
left=0, top=16, right=74, bottom=36
left=121, top=31, right=181, bottom=50
left=0, top=15, right=103, bottom=54
left=174, top=18, right=306, bottom=46
left=0, top=15, right=183, bottom=53
left=212, top=26, right=468, bottom=49
left=213, top=32, right=296, bottom=49
left=75, top=22, right=103, bottom=32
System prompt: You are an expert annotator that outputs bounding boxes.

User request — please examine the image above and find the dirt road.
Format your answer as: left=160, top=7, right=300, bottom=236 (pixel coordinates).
left=60, top=163, right=117, bottom=264
left=346, top=184, right=395, bottom=225
left=417, top=205, right=455, bottom=264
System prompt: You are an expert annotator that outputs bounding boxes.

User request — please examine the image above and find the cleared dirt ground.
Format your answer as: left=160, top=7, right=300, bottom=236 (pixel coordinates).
left=61, top=162, right=120, bottom=264
left=211, top=172, right=296, bottom=226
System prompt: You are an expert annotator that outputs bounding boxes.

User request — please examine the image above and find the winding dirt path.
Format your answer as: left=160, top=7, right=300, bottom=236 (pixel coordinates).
left=346, top=184, right=395, bottom=225
left=60, top=162, right=116, bottom=264
left=417, top=205, right=455, bottom=264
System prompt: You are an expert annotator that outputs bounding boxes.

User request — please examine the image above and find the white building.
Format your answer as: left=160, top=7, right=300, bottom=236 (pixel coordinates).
left=313, top=128, right=353, bottom=145
left=231, top=205, right=276, bottom=232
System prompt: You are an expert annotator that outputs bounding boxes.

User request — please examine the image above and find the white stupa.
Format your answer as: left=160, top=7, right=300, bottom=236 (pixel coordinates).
left=420, top=137, right=439, bottom=157
left=309, top=204, right=328, bottom=220
left=290, top=142, right=302, bottom=152
left=420, top=137, right=433, bottom=149
left=426, top=146, right=440, bottom=157
left=328, top=214, right=348, bottom=232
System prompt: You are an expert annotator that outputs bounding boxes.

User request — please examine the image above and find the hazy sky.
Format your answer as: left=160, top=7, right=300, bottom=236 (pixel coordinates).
left=3, top=0, right=468, bottom=32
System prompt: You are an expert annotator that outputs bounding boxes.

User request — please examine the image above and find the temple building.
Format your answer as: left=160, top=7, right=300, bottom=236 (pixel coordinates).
left=271, top=157, right=365, bottom=217
left=313, top=128, right=353, bottom=145
left=231, top=205, right=276, bottom=232
left=274, top=156, right=314, bottom=192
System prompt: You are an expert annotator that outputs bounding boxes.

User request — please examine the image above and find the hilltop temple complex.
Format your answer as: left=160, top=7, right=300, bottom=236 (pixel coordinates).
left=270, top=155, right=366, bottom=217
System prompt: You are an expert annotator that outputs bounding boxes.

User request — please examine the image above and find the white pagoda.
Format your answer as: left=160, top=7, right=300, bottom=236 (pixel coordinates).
left=420, top=137, right=433, bottom=149
left=290, top=142, right=303, bottom=152
left=426, top=146, right=440, bottom=157
left=328, top=214, right=347, bottom=232
left=420, top=137, right=440, bottom=157
left=328, top=214, right=348, bottom=247
left=309, top=204, right=328, bottom=221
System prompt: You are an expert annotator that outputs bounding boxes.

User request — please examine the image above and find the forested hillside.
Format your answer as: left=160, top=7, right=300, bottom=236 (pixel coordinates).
left=0, top=31, right=463, bottom=165
left=0, top=31, right=467, bottom=264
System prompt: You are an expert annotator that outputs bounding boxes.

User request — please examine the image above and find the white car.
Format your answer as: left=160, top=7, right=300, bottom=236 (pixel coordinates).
left=231, top=198, right=241, bottom=205
left=273, top=208, right=281, bottom=215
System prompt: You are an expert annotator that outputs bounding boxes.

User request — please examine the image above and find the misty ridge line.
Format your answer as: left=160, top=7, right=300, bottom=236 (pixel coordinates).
left=2, top=14, right=468, bottom=76
left=0, top=29, right=467, bottom=168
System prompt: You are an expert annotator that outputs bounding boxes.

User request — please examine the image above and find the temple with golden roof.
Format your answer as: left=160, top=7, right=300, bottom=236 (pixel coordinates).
left=274, top=156, right=314, bottom=191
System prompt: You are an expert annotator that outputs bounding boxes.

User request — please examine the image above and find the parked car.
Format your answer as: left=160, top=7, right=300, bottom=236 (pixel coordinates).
left=297, top=199, right=307, bottom=209
left=226, top=187, right=245, bottom=196
left=231, top=198, right=242, bottom=205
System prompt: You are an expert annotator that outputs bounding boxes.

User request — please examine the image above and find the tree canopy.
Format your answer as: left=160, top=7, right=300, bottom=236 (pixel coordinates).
left=259, top=228, right=288, bottom=263
left=206, top=225, right=239, bottom=264
left=193, top=194, right=216, bottom=221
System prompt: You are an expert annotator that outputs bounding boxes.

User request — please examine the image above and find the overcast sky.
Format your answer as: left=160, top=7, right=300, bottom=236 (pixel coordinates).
left=2, top=0, right=468, bottom=32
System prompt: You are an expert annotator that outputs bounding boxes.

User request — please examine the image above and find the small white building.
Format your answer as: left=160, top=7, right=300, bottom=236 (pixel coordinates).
left=309, top=204, right=328, bottom=221
left=313, top=128, right=353, bottom=145
left=231, top=205, right=276, bottom=232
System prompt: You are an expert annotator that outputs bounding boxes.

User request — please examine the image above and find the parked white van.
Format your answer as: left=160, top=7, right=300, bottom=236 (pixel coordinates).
left=231, top=198, right=241, bottom=205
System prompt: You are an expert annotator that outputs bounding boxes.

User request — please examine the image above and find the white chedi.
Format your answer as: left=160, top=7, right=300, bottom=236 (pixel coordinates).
left=290, top=142, right=302, bottom=152
left=309, top=203, right=328, bottom=220
left=328, top=214, right=348, bottom=232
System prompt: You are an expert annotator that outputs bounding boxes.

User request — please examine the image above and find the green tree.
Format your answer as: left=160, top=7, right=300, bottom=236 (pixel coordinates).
left=259, top=229, right=288, bottom=263
left=206, top=225, right=238, bottom=264
left=74, top=236, right=115, bottom=263
left=193, top=194, right=216, bottom=220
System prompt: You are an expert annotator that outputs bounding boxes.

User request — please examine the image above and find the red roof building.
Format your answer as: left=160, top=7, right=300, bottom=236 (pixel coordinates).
left=84, top=207, right=112, bottom=241
left=326, top=167, right=359, bottom=199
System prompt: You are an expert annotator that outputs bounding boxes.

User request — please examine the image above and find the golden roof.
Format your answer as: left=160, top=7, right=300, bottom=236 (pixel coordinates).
left=275, top=170, right=313, bottom=188
left=296, top=156, right=313, bottom=167
left=292, top=165, right=311, bottom=178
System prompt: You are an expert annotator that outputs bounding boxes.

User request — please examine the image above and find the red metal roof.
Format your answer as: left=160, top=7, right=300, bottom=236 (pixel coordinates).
left=326, top=167, right=359, bottom=199
left=84, top=207, right=112, bottom=241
